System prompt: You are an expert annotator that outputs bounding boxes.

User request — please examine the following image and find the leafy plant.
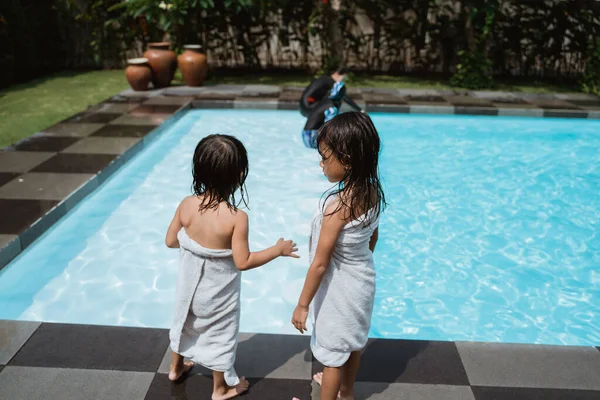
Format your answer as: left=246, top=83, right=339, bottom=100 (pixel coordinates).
left=450, top=2, right=496, bottom=89
left=450, top=49, right=494, bottom=89
left=581, top=40, right=600, bottom=95
left=3, top=0, right=600, bottom=89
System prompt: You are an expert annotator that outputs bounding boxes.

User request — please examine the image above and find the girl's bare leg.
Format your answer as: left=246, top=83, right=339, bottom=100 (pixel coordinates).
left=168, top=350, right=194, bottom=381
left=211, top=371, right=249, bottom=400
left=313, top=351, right=361, bottom=400
left=321, top=366, right=343, bottom=400
left=339, top=351, right=361, bottom=400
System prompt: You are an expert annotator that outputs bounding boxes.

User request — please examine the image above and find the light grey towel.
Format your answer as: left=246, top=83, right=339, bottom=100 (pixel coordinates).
left=169, top=229, right=240, bottom=385
left=309, top=201, right=379, bottom=367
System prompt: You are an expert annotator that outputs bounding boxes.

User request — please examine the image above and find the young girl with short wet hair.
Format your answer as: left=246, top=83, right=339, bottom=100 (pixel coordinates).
left=166, top=134, right=298, bottom=400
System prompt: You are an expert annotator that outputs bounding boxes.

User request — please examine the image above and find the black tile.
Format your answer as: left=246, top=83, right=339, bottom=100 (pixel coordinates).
left=0, top=172, right=19, bottom=187
left=194, top=93, right=237, bottom=101
left=190, top=100, right=234, bottom=109
left=64, top=112, right=121, bottom=123
left=448, top=100, right=493, bottom=107
left=406, top=95, right=446, bottom=102
left=313, top=339, right=469, bottom=385
left=279, top=91, right=302, bottom=102
left=277, top=101, right=299, bottom=110
left=145, top=374, right=311, bottom=400
left=30, top=153, right=117, bottom=174
left=491, top=97, right=528, bottom=105
left=537, top=101, right=581, bottom=110
left=91, top=124, right=155, bottom=138
left=235, top=333, right=311, bottom=379
left=544, top=110, right=588, bottom=119
left=10, top=323, right=169, bottom=372
left=569, top=99, right=600, bottom=108
left=11, top=136, right=79, bottom=152
left=471, top=386, right=600, bottom=400
left=240, top=91, right=281, bottom=98
left=145, top=373, right=213, bottom=400
left=345, top=91, right=363, bottom=100
left=0, top=199, right=59, bottom=234
left=362, top=94, right=407, bottom=105
left=130, top=105, right=181, bottom=114
left=235, top=96, right=279, bottom=103
left=455, top=106, right=499, bottom=116
left=244, top=378, right=311, bottom=400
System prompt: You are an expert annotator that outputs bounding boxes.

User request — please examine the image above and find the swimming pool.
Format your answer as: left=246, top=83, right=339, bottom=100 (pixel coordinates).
left=0, top=110, right=598, bottom=345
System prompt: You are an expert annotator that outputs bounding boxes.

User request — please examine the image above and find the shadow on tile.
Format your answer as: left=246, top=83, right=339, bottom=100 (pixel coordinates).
left=159, top=333, right=311, bottom=380
left=355, top=340, right=430, bottom=399
left=312, top=339, right=439, bottom=399
left=146, top=373, right=311, bottom=400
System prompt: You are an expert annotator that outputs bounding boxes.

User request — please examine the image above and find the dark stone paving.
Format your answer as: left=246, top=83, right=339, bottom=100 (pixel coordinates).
left=0, top=95, right=188, bottom=268
left=0, top=199, right=59, bottom=234
left=0, top=321, right=599, bottom=399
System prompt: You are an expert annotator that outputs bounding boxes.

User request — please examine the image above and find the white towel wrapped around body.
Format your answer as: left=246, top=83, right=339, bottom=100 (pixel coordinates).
left=309, top=200, right=379, bottom=367
left=169, top=229, right=240, bottom=385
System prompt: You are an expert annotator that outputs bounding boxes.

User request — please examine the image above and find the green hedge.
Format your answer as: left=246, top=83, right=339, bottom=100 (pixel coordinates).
left=1, top=0, right=599, bottom=90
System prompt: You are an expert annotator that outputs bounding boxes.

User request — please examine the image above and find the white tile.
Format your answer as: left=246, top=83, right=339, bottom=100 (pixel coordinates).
left=0, top=320, right=41, bottom=364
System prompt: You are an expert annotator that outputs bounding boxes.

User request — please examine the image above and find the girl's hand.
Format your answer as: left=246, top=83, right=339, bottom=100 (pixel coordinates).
left=292, top=305, right=308, bottom=334
left=277, top=238, right=300, bottom=258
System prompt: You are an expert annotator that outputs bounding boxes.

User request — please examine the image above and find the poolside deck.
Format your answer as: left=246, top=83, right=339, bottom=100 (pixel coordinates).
left=1, top=320, right=600, bottom=399
left=1, top=86, right=599, bottom=399
left=1, top=85, right=600, bottom=268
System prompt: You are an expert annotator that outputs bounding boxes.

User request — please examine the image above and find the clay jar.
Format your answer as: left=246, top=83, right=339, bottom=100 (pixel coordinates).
left=143, top=42, right=177, bottom=88
left=125, top=58, right=151, bottom=91
left=177, top=45, right=208, bottom=86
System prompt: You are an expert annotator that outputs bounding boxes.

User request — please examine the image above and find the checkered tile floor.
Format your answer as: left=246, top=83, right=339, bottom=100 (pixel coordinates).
left=1, top=320, right=599, bottom=399
left=1, top=87, right=600, bottom=398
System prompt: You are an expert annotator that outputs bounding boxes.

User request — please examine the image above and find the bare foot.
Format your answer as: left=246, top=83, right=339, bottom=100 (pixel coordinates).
left=212, top=377, right=249, bottom=400
left=313, top=373, right=353, bottom=400
left=313, top=372, right=324, bottom=386
left=168, top=361, right=194, bottom=381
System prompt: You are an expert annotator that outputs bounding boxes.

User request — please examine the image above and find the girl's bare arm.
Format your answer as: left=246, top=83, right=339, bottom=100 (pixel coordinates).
left=232, top=211, right=298, bottom=271
left=292, top=205, right=346, bottom=333
left=165, top=203, right=183, bottom=248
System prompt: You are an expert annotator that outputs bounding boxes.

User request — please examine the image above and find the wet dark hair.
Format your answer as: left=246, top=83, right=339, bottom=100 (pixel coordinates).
left=192, top=134, right=249, bottom=212
left=317, top=112, right=386, bottom=223
left=333, top=66, right=348, bottom=75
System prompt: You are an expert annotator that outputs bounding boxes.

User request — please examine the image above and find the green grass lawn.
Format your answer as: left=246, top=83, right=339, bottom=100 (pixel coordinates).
left=0, top=70, right=129, bottom=148
left=206, top=71, right=580, bottom=93
left=0, top=69, right=582, bottom=148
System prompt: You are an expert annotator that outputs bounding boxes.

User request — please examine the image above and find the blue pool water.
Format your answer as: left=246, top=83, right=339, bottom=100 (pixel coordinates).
left=1, top=110, right=599, bottom=345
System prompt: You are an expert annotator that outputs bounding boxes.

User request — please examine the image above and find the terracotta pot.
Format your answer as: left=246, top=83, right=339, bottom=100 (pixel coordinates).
left=177, top=45, right=208, bottom=86
left=143, top=42, right=177, bottom=88
left=125, top=58, right=152, bottom=91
